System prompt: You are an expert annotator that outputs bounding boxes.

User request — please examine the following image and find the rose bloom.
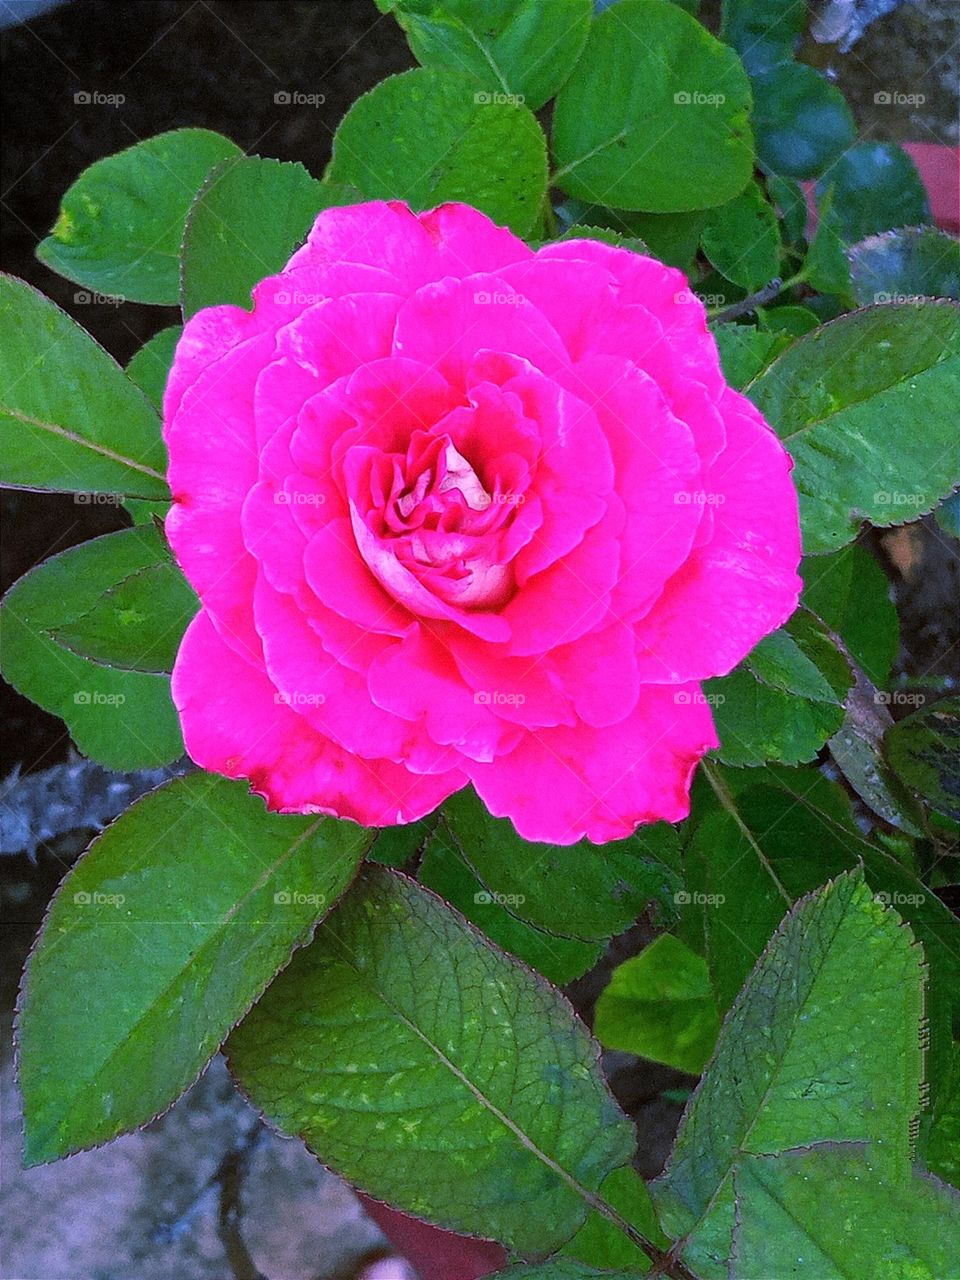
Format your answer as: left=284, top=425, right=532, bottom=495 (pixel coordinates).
left=166, top=201, right=800, bottom=844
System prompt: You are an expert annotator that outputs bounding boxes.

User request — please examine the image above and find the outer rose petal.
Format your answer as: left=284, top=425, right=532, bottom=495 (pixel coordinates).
left=468, top=684, right=719, bottom=845
left=165, top=332, right=277, bottom=664
left=174, top=610, right=465, bottom=823
left=634, top=389, right=802, bottom=682
left=288, top=200, right=532, bottom=284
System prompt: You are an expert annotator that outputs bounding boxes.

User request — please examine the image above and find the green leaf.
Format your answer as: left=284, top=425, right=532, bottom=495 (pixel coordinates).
left=751, top=64, right=855, bottom=180
left=885, top=696, right=960, bottom=821
left=37, top=129, right=242, bottom=304
left=552, top=0, right=754, bottom=212
left=419, top=822, right=601, bottom=984
left=720, top=0, right=805, bottom=74
left=701, top=181, right=781, bottom=289
left=766, top=174, right=807, bottom=246
left=17, top=773, right=371, bottom=1165
left=50, top=558, right=197, bottom=674
left=815, top=143, right=931, bottom=245
left=555, top=224, right=650, bottom=256
left=385, top=0, right=592, bottom=111
left=0, top=275, right=167, bottom=498
left=594, top=934, right=719, bottom=1074
left=828, top=666, right=925, bottom=834
left=683, top=765, right=959, bottom=1091
left=122, top=326, right=179, bottom=524
left=125, top=325, right=181, bottom=413
left=747, top=301, right=960, bottom=553
left=654, top=873, right=924, bottom=1249
left=0, top=527, right=183, bottom=769
left=442, top=785, right=683, bottom=941
left=711, top=323, right=789, bottom=390
left=733, top=1146, right=960, bottom=1280
left=803, top=185, right=852, bottom=298
left=367, top=814, right=438, bottom=867
left=327, top=68, right=547, bottom=236
left=227, top=867, right=635, bottom=1254
left=761, top=304, right=819, bottom=336
left=848, top=226, right=960, bottom=307
left=556, top=199, right=706, bottom=269
left=181, top=157, right=358, bottom=316
left=800, top=542, right=898, bottom=687
left=704, top=610, right=852, bottom=767
left=562, top=1167, right=668, bottom=1271
left=921, top=1041, right=960, bottom=1187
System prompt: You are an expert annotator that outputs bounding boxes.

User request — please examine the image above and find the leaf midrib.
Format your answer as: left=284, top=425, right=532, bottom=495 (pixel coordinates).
left=26, top=816, right=359, bottom=1159
left=1, top=404, right=167, bottom=484
left=773, top=349, right=960, bottom=445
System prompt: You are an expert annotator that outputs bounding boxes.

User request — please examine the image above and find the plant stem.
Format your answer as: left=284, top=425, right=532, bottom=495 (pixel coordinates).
left=708, top=269, right=808, bottom=323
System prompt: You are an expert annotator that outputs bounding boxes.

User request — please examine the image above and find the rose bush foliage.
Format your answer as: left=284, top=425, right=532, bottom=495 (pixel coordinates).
left=166, top=200, right=800, bottom=843
left=4, top=0, right=960, bottom=1274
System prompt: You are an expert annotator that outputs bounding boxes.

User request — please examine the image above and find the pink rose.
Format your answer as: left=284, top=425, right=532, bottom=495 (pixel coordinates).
left=166, top=201, right=800, bottom=844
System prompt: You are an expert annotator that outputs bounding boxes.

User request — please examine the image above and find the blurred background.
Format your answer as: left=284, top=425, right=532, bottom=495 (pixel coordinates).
left=1, top=2, right=957, bottom=1277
